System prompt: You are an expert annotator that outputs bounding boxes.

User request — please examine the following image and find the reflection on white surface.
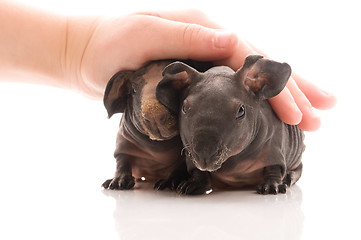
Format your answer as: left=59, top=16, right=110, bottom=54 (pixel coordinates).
left=103, top=182, right=304, bottom=240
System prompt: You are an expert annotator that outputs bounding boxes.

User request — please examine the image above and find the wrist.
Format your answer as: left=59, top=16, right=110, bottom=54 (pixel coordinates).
left=0, top=1, right=68, bottom=87
left=64, top=16, right=103, bottom=98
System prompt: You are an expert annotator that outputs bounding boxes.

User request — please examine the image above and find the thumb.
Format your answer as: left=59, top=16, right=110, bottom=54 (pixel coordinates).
left=139, top=16, right=238, bottom=62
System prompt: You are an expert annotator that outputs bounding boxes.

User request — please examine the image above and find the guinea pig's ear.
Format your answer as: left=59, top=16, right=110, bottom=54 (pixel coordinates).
left=237, top=55, right=292, bottom=100
left=103, top=71, right=133, bottom=118
left=156, top=62, right=198, bottom=114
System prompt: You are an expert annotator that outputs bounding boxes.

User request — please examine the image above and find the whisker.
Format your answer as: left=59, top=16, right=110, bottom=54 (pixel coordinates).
left=181, top=144, right=191, bottom=156
left=216, top=145, right=230, bottom=166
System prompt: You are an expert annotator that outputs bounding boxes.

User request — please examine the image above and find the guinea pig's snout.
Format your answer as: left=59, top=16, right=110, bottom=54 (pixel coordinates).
left=192, top=140, right=223, bottom=172
left=144, top=111, right=167, bottom=127
left=141, top=99, right=178, bottom=140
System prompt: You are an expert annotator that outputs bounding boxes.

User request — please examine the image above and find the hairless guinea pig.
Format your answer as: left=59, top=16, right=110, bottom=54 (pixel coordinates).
left=102, top=60, right=211, bottom=190
left=156, top=55, right=305, bottom=195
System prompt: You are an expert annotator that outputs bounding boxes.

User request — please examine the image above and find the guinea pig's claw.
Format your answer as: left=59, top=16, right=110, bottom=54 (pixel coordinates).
left=175, top=170, right=211, bottom=195
left=256, top=182, right=287, bottom=195
left=176, top=179, right=211, bottom=195
left=154, top=176, right=184, bottom=191
left=102, top=179, right=112, bottom=189
left=102, top=175, right=135, bottom=190
left=154, top=179, right=170, bottom=191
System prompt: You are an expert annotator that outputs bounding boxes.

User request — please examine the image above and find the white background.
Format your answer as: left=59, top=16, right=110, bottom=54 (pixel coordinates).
left=0, top=0, right=360, bottom=239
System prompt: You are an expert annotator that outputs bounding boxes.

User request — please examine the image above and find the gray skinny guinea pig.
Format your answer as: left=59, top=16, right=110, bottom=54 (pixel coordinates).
left=156, top=55, right=305, bottom=195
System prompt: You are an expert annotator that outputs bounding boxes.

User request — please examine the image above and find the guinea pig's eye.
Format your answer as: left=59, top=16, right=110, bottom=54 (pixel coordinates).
left=236, top=105, right=245, bottom=119
left=182, top=100, right=191, bottom=114
left=182, top=104, right=188, bottom=114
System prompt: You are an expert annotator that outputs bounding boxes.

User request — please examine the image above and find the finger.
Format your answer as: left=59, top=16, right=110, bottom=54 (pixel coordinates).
left=286, top=77, right=321, bottom=131
left=134, top=15, right=238, bottom=62
left=138, top=11, right=258, bottom=71
left=268, top=87, right=303, bottom=126
left=231, top=40, right=325, bottom=131
left=136, top=9, right=222, bottom=29
left=216, top=40, right=305, bottom=126
left=215, top=38, right=258, bottom=70
left=292, top=73, right=337, bottom=110
left=246, top=40, right=336, bottom=109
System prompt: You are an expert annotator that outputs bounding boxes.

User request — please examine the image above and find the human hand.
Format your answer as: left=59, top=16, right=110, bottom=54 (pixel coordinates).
left=67, top=10, right=238, bottom=99
left=66, top=10, right=336, bottom=131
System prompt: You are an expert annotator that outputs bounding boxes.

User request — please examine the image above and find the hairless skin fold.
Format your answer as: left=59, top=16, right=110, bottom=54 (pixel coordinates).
left=156, top=55, right=305, bottom=195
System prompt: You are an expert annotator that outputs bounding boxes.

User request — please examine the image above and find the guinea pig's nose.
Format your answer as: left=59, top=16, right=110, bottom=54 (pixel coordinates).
left=143, top=110, right=167, bottom=127
left=193, top=148, right=219, bottom=167
left=156, top=112, right=168, bottom=125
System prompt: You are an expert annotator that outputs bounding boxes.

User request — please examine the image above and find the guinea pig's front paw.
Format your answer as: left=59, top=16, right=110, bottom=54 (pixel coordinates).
left=154, top=178, right=180, bottom=191
left=154, top=173, right=188, bottom=191
left=102, top=175, right=135, bottom=190
left=257, top=181, right=287, bottom=195
left=177, top=170, right=211, bottom=195
left=154, top=166, right=189, bottom=191
left=177, top=180, right=210, bottom=195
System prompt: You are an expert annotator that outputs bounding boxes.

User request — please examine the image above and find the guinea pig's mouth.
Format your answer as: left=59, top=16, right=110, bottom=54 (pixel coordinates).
left=146, top=124, right=179, bottom=141
left=182, top=145, right=230, bottom=172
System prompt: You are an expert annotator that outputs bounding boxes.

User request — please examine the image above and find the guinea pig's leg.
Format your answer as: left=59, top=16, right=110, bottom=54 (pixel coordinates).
left=283, top=163, right=303, bottom=186
left=102, top=154, right=135, bottom=190
left=177, top=169, right=211, bottom=195
left=154, top=156, right=189, bottom=191
left=257, top=165, right=287, bottom=195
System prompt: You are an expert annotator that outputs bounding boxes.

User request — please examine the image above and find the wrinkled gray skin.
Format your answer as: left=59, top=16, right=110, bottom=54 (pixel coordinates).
left=102, top=60, right=211, bottom=190
left=156, top=55, right=305, bottom=195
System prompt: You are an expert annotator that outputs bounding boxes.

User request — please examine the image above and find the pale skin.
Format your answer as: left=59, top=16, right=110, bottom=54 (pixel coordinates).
left=0, top=1, right=336, bottom=131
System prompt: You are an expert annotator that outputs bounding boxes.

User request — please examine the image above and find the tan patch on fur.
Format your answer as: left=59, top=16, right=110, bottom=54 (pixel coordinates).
left=141, top=99, right=178, bottom=140
left=135, top=61, right=179, bottom=140
left=141, top=63, right=166, bottom=101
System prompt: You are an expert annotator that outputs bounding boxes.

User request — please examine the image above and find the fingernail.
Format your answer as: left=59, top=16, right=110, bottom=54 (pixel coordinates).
left=306, top=105, right=317, bottom=118
left=319, top=90, right=337, bottom=109
left=214, top=31, right=236, bottom=49
left=300, top=106, right=321, bottom=131
left=321, top=89, right=334, bottom=97
left=287, top=100, right=303, bottom=125
left=293, top=106, right=303, bottom=125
